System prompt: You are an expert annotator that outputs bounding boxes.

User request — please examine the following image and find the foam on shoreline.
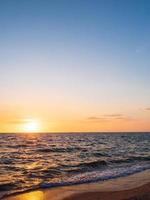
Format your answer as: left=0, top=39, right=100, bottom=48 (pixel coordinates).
left=3, top=169, right=150, bottom=200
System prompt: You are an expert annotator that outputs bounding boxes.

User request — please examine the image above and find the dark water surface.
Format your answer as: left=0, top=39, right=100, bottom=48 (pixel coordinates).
left=0, top=132, right=150, bottom=198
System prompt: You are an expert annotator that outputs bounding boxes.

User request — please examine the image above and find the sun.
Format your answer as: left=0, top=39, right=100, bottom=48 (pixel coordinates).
left=22, top=119, right=41, bottom=133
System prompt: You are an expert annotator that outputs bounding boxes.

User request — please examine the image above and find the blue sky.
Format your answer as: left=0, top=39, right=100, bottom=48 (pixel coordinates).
left=0, top=0, right=150, bottom=132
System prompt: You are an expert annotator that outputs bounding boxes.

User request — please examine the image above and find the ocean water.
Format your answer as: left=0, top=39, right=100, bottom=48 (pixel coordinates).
left=0, top=132, right=150, bottom=198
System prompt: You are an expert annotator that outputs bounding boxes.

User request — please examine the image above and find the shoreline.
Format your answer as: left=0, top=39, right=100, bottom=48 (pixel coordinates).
left=64, top=182, right=150, bottom=200
left=3, top=169, right=150, bottom=200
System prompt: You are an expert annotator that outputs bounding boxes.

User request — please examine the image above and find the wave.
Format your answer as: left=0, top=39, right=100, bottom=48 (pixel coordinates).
left=1, top=163, right=150, bottom=199
left=37, top=147, right=82, bottom=153
left=75, top=160, right=107, bottom=168
left=62, top=160, right=107, bottom=171
left=0, top=183, right=15, bottom=191
left=110, top=156, right=150, bottom=164
left=40, top=163, right=150, bottom=189
left=63, top=160, right=107, bottom=173
left=63, top=156, right=150, bottom=172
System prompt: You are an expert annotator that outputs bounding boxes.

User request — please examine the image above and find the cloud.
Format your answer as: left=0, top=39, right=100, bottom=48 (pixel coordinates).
left=87, top=116, right=107, bottom=122
left=103, top=114, right=123, bottom=118
left=4, top=118, right=33, bottom=124
left=145, top=107, right=150, bottom=111
left=86, top=113, right=133, bottom=122
left=87, top=116, right=104, bottom=120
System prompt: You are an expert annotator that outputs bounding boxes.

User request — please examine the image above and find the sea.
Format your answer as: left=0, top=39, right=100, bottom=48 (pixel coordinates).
left=0, top=132, right=150, bottom=198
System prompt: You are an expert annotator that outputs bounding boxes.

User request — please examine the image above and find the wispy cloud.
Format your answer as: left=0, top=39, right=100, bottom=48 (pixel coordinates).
left=87, top=116, right=104, bottom=120
left=103, top=114, right=123, bottom=118
left=87, top=116, right=107, bottom=122
left=145, top=107, right=150, bottom=111
left=4, top=118, right=33, bottom=124
left=6, top=120, right=22, bottom=124
left=86, top=113, right=133, bottom=122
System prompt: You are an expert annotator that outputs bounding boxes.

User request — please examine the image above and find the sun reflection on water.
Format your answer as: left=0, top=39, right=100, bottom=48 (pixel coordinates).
left=7, top=191, right=44, bottom=200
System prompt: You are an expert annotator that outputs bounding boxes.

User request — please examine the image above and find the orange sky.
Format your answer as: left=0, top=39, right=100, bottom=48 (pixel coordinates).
left=0, top=103, right=150, bottom=132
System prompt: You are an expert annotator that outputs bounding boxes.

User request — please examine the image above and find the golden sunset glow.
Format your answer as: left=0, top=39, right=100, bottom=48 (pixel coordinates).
left=8, top=191, right=44, bottom=200
left=22, top=119, right=41, bottom=133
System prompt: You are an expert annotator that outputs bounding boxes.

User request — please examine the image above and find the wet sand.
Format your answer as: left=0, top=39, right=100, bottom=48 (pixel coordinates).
left=64, top=182, right=150, bottom=200
left=3, top=169, right=150, bottom=200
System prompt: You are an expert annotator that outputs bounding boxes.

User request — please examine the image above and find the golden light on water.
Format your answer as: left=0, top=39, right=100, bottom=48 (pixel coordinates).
left=6, top=191, right=44, bottom=200
left=22, top=119, right=41, bottom=133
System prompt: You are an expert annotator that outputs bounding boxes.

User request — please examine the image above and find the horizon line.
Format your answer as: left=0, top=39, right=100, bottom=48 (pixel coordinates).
left=0, top=131, right=150, bottom=134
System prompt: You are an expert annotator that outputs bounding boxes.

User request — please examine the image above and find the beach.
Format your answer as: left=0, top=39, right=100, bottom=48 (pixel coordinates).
left=3, top=169, right=150, bottom=200
left=64, top=183, right=150, bottom=200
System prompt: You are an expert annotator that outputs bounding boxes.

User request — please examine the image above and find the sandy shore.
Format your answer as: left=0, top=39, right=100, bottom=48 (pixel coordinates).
left=64, top=182, right=150, bottom=200
left=3, top=169, right=150, bottom=200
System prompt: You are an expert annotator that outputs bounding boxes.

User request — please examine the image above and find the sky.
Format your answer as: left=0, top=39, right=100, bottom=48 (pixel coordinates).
left=0, top=0, right=150, bottom=132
